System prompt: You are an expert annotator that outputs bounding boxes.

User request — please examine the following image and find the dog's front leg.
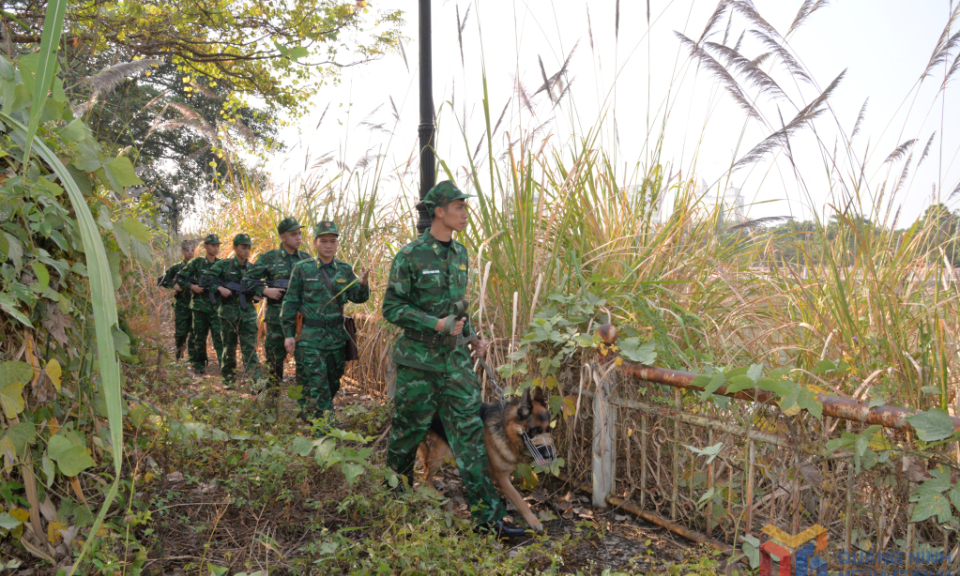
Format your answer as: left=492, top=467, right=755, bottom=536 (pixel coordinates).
left=492, top=470, right=544, bottom=533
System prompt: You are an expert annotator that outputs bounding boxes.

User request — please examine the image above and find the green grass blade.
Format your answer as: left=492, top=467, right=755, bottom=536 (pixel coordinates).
left=0, top=111, right=123, bottom=574
left=21, top=0, right=67, bottom=164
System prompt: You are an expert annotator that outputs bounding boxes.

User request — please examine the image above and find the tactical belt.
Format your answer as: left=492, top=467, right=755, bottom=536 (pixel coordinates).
left=403, top=328, right=476, bottom=348
left=302, top=315, right=344, bottom=328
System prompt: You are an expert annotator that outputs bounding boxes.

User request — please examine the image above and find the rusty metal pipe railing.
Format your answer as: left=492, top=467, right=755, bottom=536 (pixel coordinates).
left=621, top=363, right=960, bottom=433
left=594, top=323, right=960, bottom=432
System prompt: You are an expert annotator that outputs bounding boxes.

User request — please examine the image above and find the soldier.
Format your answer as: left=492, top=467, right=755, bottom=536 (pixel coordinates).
left=211, top=234, right=263, bottom=388
left=159, top=241, right=195, bottom=359
left=179, top=234, right=225, bottom=374
left=381, top=180, right=525, bottom=539
left=244, top=217, right=312, bottom=388
left=280, top=221, right=370, bottom=421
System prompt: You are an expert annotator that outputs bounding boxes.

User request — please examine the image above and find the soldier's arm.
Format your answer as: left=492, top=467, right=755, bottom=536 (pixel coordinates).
left=279, top=265, right=304, bottom=339
left=159, top=263, right=178, bottom=288
left=381, top=253, right=439, bottom=331
left=177, top=258, right=197, bottom=290
left=344, top=266, right=370, bottom=305
left=243, top=253, right=270, bottom=298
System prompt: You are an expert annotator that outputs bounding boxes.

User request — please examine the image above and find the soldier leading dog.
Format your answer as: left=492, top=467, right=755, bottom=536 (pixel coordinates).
left=417, top=385, right=556, bottom=533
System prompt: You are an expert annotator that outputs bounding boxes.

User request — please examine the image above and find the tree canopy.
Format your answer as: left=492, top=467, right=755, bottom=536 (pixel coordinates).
left=2, top=0, right=403, bottom=115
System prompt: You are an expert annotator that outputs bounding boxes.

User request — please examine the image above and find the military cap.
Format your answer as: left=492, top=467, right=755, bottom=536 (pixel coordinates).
left=313, top=221, right=340, bottom=237
left=277, top=216, right=304, bottom=235
left=233, top=233, right=252, bottom=246
left=203, top=234, right=221, bottom=245
left=420, top=180, right=474, bottom=212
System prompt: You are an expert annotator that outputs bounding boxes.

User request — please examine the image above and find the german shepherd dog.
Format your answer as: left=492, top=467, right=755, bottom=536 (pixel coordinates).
left=417, top=386, right=555, bottom=533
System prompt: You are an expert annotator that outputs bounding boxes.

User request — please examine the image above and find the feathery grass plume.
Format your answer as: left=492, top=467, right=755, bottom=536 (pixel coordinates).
left=725, top=216, right=792, bottom=231
left=398, top=38, right=409, bottom=72
left=733, top=70, right=844, bottom=170
left=456, top=3, right=472, bottom=68
left=676, top=32, right=761, bottom=120
left=787, top=0, right=830, bottom=35
left=749, top=30, right=812, bottom=83
left=167, top=102, right=220, bottom=144
left=916, top=132, right=936, bottom=169
left=315, top=102, right=330, bottom=130
left=705, top=42, right=786, bottom=99
left=851, top=98, right=868, bottom=140
left=491, top=98, right=510, bottom=136
left=883, top=139, right=917, bottom=164
left=646, top=0, right=650, bottom=25
left=533, top=42, right=579, bottom=101
left=732, top=29, right=745, bottom=52
left=893, top=153, right=913, bottom=195
left=189, top=81, right=218, bottom=99
left=949, top=180, right=960, bottom=200
left=83, top=59, right=162, bottom=98
left=943, top=52, right=960, bottom=88
left=615, top=0, right=620, bottom=41
left=699, top=0, right=731, bottom=44
left=922, top=4, right=960, bottom=80
left=729, top=0, right=781, bottom=39
left=751, top=52, right=771, bottom=67
left=389, top=96, right=400, bottom=122
left=226, top=119, right=256, bottom=144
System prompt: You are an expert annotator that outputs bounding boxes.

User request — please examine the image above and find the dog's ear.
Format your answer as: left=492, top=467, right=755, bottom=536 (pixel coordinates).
left=519, top=387, right=533, bottom=418
left=532, top=385, right=545, bottom=405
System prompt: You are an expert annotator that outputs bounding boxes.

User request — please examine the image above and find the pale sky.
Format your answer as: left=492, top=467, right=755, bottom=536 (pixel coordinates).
left=264, top=0, right=960, bottom=227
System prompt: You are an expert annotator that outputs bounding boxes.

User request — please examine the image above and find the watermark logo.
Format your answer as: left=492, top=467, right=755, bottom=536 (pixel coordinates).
left=758, top=524, right=828, bottom=576
left=759, top=523, right=950, bottom=576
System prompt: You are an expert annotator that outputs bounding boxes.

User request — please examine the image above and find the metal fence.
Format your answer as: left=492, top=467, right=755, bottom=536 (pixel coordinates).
left=564, top=325, right=960, bottom=573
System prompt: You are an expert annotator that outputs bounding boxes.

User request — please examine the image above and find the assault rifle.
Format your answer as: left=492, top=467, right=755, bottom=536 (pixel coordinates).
left=242, top=277, right=290, bottom=300
left=200, top=274, right=259, bottom=310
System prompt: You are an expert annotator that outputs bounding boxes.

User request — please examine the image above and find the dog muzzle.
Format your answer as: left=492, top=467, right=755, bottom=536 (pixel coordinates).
left=522, top=432, right=558, bottom=467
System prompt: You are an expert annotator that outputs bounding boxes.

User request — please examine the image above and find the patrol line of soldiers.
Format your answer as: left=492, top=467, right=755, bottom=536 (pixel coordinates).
left=159, top=181, right=526, bottom=538
left=159, top=218, right=369, bottom=418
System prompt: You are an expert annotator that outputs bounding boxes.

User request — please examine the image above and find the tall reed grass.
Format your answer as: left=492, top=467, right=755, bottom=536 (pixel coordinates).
left=189, top=1, right=960, bottom=414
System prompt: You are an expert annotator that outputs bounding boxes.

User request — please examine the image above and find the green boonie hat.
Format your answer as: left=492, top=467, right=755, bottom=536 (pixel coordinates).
left=203, top=234, right=221, bottom=245
left=313, top=221, right=340, bottom=237
left=420, top=180, right=474, bottom=212
left=277, top=216, right=304, bottom=235
left=233, top=233, right=252, bottom=246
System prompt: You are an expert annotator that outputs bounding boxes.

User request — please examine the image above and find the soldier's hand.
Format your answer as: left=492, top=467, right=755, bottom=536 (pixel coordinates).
left=434, top=316, right=466, bottom=336
left=452, top=317, right=465, bottom=336
left=359, top=267, right=371, bottom=285
left=284, top=337, right=296, bottom=355
left=174, top=285, right=183, bottom=293
left=217, top=286, right=233, bottom=298
left=470, top=338, right=488, bottom=358
left=190, top=284, right=204, bottom=294
left=264, top=287, right=285, bottom=300
left=252, top=296, right=262, bottom=303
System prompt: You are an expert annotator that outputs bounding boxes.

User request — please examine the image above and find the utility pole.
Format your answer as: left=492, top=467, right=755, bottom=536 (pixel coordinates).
left=416, top=0, right=435, bottom=234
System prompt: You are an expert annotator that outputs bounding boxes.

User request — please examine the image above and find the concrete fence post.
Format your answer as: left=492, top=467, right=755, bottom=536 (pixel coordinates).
left=592, top=324, right=619, bottom=509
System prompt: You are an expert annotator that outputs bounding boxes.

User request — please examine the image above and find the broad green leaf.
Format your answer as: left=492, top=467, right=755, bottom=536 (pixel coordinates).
left=42, top=455, right=55, bottom=488
left=30, top=261, right=50, bottom=290
left=0, top=512, right=22, bottom=530
left=855, top=426, right=881, bottom=457
left=746, top=363, right=764, bottom=382
left=112, top=225, right=131, bottom=257
left=701, top=373, right=726, bottom=397
left=0, top=361, right=34, bottom=388
left=46, top=435, right=73, bottom=461
left=690, top=375, right=711, bottom=389
left=812, top=359, right=836, bottom=375
left=724, top=375, right=755, bottom=394
left=120, top=217, right=153, bottom=243
left=291, top=436, right=314, bottom=457
left=342, top=462, right=364, bottom=484
left=21, top=0, right=67, bottom=163
left=910, top=491, right=952, bottom=523
left=3, top=421, right=36, bottom=455
left=103, top=156, right=143, bottom=192
left=0, top=294, right=33, bottom=328
left=618, top=337, right=656, bottom=365
left=112, top=324, right=132, bottom=358
left=796, top=387, right=823, bottom=419
left=0, top=381, right=25, bottom=418
left=907, top=409, right=955, bottom=442
left=682, top=442, right=723, bottom=464
left=2, top=232, right=22, bottom=267
left=55, top=445, right=95, bottom=477
left=741, top=534, right=761, bottom=569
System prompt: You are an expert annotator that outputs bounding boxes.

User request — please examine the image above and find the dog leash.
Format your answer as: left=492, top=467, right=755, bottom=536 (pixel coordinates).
left=478, top=356, right=507, bottom=407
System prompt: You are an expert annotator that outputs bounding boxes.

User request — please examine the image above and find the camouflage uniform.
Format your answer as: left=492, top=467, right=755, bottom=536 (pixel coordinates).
left=159, top=259, right=193, bottom=359
left=211, top=234, right=262, bottom=386
left=280, top=221, right=369, bottom=418
left=382, top=181, right=506, bottom=526
left=179, top=235, right=224, bottom=373
left=244, top=217, right=311, bottom=385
